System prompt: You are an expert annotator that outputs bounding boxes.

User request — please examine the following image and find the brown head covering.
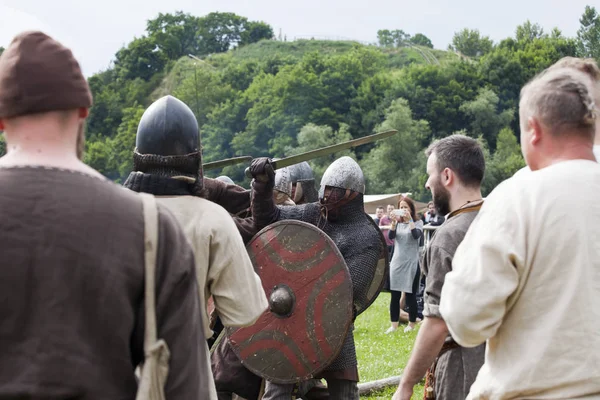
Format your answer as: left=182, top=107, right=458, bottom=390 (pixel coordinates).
left=0, top=31, right=92, bottom=119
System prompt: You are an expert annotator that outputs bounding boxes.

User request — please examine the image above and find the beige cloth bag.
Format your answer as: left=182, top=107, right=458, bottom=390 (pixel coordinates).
left=136, top=193, right=171, bottom=400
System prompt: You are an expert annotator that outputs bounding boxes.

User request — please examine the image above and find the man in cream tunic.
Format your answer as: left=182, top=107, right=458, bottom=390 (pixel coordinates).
left=440, top=68, right=600, bottom=398
left=123, top=96, right=268, bottom=400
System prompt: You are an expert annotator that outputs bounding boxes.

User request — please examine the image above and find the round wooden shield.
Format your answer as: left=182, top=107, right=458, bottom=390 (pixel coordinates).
left=356, top=215, right=390, bottom=315
left=227, top=220, right=353, bottom=384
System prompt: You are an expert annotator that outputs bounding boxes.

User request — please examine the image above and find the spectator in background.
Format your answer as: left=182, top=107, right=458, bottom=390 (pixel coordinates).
left=379, top=204, right=396, bottom=260
left=422, top=201, right=445, bottom=226
left=374, top=206, right=384, bottom=225
left=386, top=197, right=423, bottom=334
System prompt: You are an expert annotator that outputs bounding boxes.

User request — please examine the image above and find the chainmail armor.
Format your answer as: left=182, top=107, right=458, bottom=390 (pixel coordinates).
left=123, top=171, right=192, bottom=195
left=297, top=180, right=319, bottom=203
left=131, top=149, right=204, bottom=195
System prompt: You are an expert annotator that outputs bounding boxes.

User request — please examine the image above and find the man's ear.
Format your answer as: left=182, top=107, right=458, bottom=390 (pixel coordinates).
left=442, top=167, right=454, bottom=187
left=528, top=117, right=543, bottom=146
left=78, top=108, right=89, bottom=119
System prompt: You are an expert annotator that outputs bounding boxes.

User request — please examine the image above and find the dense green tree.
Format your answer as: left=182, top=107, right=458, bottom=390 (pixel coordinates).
left=172, top=60, right=235, bottom=127
left=197, top=12, right=273, bottom=54
left=387, top=61, right=481, bottom=139
left=450, top=28, right=494, bottom=57
left=362, top=98, right=430, bottom=193
left=551, top=27, right=564, bottom=39
left=286, top=123, right=355, bottom=183
left=84, top=105, right=145, bottom=182
left=202, top=98, right=250, bottom=161
left=197, top=12, right=247, bottom=54
left=478, top=47, right=526, bottom=111
left=410, top=33, right=433, bottom=48
left=377, top=30, right=395, bottom=47
left=377, top=29, right=411, bottom=47
left=481, top=127, right=525, bottom=194
left=480, top=31, right=576, bottom=134
left=84, top=136, right=114, bottom=178
left=577, top=6, right=600, bottom=59
left=348, top=73, right=394, bottom=141
left=459, top=88, right=514, bottom=149
left=233, top=47, right=386, bottom=157
left=85, top=70, right=125, bottom=138
left=114, top=36, right=168, bottom=81
left=109, top=105, right=146, bottom=181
left=146, top=11, right=202, bottom=60
left=317, top=46, right=386, bottom=131
left=238, top=64, right=327, bottom=156
left=240, top=21, right=274, bottom=46
left=515, top=21, right=545, bottom=43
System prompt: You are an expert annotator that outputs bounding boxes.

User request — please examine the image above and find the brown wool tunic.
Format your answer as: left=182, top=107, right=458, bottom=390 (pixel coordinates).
left=421, top=205, right=485, bottom=400
left=0, top=166, right=209, bottom=399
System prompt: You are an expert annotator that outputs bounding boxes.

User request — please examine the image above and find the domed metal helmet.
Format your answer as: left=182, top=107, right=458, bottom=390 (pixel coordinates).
left=274, top=167, right=292, bottom=198
left=216, top=176, right=235, bottom=185
left=289, top=162, right=318, bottom=204
left=289, top=162, right=314, bottom=183
left=318, top=156, right=365, bottom=199
left=133, top=95, right=203, bottom=189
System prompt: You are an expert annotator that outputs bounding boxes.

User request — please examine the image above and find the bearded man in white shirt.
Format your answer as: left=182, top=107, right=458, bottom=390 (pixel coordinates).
left=440, top=67, right=600, bottom=398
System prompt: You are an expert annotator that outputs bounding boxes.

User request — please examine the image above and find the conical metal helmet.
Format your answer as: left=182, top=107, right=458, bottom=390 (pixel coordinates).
left=136, top=95, right=200, bottom=157
left=133, top=95, right=203, bottom=188
left=318, top=156, right=365, bottom=198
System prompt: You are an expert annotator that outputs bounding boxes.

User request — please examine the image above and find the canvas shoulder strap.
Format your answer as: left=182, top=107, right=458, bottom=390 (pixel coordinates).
left=140, top=192, right=159, bottom=352
left=135, top=193, right=170, bottom=400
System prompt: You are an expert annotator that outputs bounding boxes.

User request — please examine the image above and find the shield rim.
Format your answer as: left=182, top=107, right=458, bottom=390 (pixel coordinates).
left=226, top=220, right=353, bottom=384
left=355, top=214, right=389, bottom=316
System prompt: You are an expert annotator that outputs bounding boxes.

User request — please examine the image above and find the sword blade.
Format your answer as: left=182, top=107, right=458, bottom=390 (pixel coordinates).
left=204, top=156, right=253, bottom=171
left=273, top=129, right=397, bottom=170
left=245, top=129, right=397, bottom=178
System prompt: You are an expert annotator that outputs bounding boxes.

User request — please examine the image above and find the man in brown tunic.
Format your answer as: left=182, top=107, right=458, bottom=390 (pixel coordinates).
left=393, top=134, right=486, bottom=400
left=0, top=31, right=209, bottom=399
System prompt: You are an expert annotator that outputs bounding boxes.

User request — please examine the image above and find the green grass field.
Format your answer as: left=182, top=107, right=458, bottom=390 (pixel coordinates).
left=355, top=293, right=424, bottom=399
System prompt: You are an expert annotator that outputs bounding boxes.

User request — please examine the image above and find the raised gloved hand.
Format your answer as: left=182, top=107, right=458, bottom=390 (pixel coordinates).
left=249, top=157, right=275, bottom=182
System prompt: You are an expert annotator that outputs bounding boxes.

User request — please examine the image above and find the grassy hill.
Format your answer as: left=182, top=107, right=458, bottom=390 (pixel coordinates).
left=152, top=39, right=459, bottom=102
left=202, top=39, right=460, bottom=70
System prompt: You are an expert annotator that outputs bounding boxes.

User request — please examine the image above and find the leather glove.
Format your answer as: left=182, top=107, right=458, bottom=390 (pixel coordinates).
left=249, top=157, right=275, bottom=192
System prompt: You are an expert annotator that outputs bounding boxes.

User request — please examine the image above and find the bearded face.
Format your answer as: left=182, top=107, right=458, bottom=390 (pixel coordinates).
left=431, top=176, right=451, bottom=216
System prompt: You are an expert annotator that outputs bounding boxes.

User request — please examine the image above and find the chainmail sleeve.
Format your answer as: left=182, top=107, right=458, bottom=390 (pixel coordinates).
left=278, top=203, right=321, bottom=225
left=298, top=180, right=319, bottom=203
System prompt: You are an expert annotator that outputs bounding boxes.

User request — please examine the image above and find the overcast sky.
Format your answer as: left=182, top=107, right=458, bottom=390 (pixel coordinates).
left=0, top=0, right=593, bottom=77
